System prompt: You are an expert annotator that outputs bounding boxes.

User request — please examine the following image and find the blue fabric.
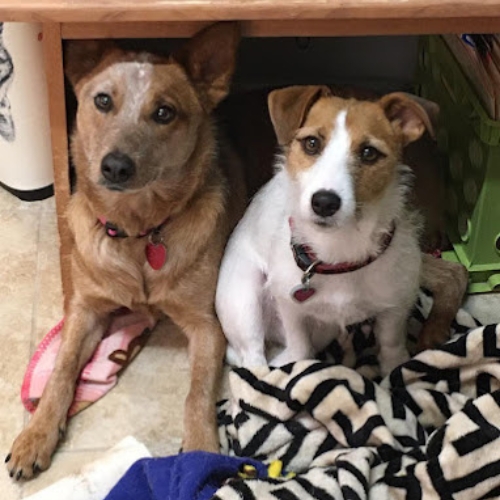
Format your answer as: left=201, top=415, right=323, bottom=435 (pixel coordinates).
left=104, top=451, right=268, bottom=500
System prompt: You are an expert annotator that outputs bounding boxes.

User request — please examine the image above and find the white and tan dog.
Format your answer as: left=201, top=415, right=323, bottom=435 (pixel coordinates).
left=216, top=85, right=433, bottom=375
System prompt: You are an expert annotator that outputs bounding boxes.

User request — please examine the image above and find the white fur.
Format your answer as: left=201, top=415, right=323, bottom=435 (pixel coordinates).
left=216, top=109, right=422, bottom=376
left=298, top=111, right=356, bottom=226
left=81, top=62, right=154, bottom=124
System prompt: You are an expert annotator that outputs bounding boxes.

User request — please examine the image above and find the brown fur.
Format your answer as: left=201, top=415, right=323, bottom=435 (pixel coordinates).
left=348, top=101, right=400, bottom=204
left=7, top=22, right=245, bottom=480
left=417, top=254, right=469, bottom=351
left=286, top=96, right=339, bottom=178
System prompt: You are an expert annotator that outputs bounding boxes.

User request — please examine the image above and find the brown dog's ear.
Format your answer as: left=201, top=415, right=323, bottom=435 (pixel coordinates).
left=65, top=40, right=117, bottom=89
left=268, top=85, right=331, bottom=146
left=173, top=22, right=241, bottom=111
left=379, top=92, right=436, bottom=146
left=401, top=93, right=439, bottom=136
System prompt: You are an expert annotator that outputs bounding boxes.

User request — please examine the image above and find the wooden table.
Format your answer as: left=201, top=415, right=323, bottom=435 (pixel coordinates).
left=1, top=0, right=500, bottom=300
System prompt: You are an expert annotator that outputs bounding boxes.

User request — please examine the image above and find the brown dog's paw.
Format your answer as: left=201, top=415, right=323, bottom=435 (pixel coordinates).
left=6, top=424, right=61, bottom=480
left=416, top=324, right=450, bottom=353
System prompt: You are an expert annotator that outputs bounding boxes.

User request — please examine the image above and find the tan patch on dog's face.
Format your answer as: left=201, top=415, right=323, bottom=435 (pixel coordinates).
left=285, top=96, right=346, bottom=179
left=281, top=95, right=407, bottom=225
left=286, top=97, right=402, bottom=202
left=73, top=52, right=205, bottom=192
left=344, top=100, right=401, bottom=204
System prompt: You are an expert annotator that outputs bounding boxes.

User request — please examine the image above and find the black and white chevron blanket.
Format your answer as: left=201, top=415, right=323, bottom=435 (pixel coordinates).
left=215, top=291, right=500, bottom=499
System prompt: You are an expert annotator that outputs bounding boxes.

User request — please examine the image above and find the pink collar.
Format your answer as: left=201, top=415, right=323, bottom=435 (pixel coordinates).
left=97, top=216, right=170, bottom=271
left=97, top=216, right=170, bottom=239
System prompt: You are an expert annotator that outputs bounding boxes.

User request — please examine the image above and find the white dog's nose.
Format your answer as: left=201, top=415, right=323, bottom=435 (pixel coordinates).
left=311, top=190, right=342, bottom=217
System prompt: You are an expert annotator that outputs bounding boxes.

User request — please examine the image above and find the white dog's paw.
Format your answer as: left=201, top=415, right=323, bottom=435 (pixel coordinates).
left=226, top=345, right=268, bottom=368
left=379, top=347, right=410, bottom=377
left=225, top=345, right=242, bottom=367
left=270, top=346, right=313, bottom=368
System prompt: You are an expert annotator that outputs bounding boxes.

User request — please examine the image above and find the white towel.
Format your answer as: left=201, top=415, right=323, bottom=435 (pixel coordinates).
left=24, top=436, right=151, bottom=500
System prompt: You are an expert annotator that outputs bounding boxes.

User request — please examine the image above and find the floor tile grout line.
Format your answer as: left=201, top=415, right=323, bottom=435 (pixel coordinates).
left=54, top=447, right=111, bottom=454
left=31, top=206, right=44, bottom=350
left=24, top=206, right=43, bottom=428
left=18, top=203, right=43, bottom=500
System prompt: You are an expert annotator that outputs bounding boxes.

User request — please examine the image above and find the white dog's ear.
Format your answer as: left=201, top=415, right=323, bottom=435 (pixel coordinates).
left=379, top=92, right=436, bottom=146
left=173, top=22, right=241, bottom=111
left=400, top=93, right=440, bottom=134
left=268, top=85, right=331, bottom=146
left=65, top=40, right=118, bottom=90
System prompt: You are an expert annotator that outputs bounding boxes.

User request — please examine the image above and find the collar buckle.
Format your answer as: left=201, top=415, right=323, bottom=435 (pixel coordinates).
left=149, top=229, right=164, bottom=246
left=301, top=260, right=320, bottom=287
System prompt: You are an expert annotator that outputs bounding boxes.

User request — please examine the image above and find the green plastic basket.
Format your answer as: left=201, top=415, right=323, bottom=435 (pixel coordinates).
left=417, top=35, right=500, bottom=293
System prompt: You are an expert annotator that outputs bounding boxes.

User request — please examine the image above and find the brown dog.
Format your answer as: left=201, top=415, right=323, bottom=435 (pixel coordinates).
left=6, top=22, right=245, bottom=480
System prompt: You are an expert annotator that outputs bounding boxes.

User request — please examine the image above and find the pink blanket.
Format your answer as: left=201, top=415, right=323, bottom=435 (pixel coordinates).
left=22, top=311, right=154, bottom=416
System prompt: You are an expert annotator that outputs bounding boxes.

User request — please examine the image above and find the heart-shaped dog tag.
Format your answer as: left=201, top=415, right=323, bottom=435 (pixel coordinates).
left=146, top=242, right=167, bottom=270
left=291, top=284, right=316, bottom=303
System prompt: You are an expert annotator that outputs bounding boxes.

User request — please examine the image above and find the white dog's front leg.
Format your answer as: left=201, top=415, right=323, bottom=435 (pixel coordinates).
left=269, top=299, right=313, bottom=366
left=216, top=259, right=267, bottom=368
left=375, top=309, right=410, bottom=377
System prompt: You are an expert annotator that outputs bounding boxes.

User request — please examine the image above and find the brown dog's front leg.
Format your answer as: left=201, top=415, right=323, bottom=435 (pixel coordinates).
left=6, top=302, right=110, bottom=480
left=169, top=308, right=226, bottom=453
left=417, top=254, right=469, bottom=352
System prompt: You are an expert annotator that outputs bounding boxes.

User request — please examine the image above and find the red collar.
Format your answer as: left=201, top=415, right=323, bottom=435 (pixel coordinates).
left=289, top=218, right=396, bottom=275
left=97, top=217, right=170, bottom=239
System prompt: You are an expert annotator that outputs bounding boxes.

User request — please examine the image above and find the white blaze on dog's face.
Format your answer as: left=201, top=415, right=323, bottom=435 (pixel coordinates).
left=268, top=86, right=433, bottom=228
left=293, top=108, right=355, bottom=227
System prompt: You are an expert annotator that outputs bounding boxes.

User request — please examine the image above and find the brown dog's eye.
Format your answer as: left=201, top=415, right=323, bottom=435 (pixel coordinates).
left=360, top=145, right=383, bottom=164
left=301, top=136, right=321, bottom=156
left=153, top=105, right=177, bottom=125
left=94, top=93, right=113, bottom=113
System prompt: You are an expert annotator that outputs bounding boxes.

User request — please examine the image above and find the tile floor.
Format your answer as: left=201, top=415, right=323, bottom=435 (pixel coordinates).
left=0, top=187, right=499, bottom=498
left=0, top=188, right=194, bottom=498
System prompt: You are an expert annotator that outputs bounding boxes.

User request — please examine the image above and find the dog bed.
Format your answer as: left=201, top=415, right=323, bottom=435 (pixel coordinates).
left=104, top=292, right=500, bottom=499
left=213, top=293, right=500, bottom=499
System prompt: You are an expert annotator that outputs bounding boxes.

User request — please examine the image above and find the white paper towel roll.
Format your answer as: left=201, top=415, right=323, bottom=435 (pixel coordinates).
left=0, top=22, right=53, bottom=194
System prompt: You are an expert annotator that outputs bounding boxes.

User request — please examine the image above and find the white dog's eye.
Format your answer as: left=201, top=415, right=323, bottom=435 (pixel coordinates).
left=301, top=136, right=321, bottom=156
left=94, top=93, right=113, bottom=113
left=360, top=145, right=383, bottom=164
left=152, top=105, right=177, bottom=125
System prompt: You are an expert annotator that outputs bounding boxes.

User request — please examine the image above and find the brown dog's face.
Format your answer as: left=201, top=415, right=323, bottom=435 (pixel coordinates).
left=73, top=55, right=203, bottom=192
left=66, top=23, right=240, bottom=195
left=268, top=86, right=434, bottom=228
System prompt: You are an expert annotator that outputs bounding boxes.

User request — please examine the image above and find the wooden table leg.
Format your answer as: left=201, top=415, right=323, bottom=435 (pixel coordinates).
left=42, top=22, right=73, bottom=310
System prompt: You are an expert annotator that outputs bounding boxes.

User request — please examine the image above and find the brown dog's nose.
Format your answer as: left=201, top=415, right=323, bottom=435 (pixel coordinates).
left=311, top=190, right=342, bottom=217
left=101, top=151, right=136, bottom=185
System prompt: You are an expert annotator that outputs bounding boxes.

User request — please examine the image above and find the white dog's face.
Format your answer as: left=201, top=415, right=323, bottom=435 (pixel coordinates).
left=293, top=109, right=356, bottom=228
left=270, top=89, right=432, bottom=230
left=286, top=97, right=404, bottom=229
